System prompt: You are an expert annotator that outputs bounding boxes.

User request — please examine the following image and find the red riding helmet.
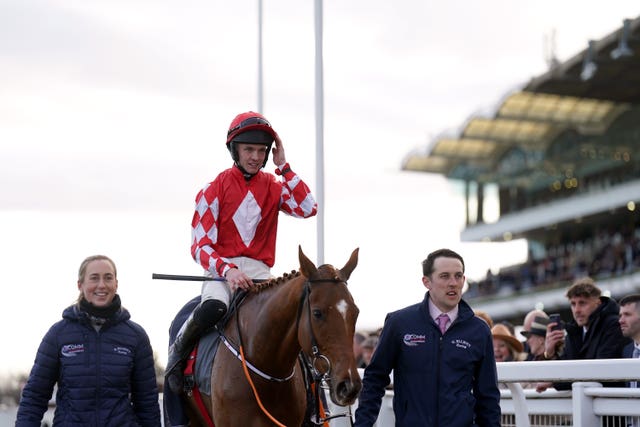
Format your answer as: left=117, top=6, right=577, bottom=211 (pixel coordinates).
left=226, top=111, right=278, bottom=167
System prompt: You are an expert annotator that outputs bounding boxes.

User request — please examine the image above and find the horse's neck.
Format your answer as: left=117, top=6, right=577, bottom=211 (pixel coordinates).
left=242, top=278, right=306, bottom=372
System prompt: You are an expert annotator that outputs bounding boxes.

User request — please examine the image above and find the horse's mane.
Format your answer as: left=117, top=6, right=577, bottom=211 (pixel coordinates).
left=251, top=264, right=344, bottom=294
left=252, top=270, right=301, bottom=293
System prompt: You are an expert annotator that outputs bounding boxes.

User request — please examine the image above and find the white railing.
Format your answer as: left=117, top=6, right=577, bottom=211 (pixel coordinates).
left=326, top=359, right=640, bottom=427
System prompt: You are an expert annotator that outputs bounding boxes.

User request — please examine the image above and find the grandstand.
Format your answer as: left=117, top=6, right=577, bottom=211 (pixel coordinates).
left=402, top=16, right=640, bottom=325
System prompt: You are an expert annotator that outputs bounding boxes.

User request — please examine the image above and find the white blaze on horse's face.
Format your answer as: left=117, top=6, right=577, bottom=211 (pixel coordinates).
left=336, top=299, right=349, bottom=321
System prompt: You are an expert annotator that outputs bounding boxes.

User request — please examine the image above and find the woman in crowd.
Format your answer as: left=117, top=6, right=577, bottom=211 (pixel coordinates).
left=492, top=323, right=526, bottom=362
left=16, top=255, right=161, bottom=427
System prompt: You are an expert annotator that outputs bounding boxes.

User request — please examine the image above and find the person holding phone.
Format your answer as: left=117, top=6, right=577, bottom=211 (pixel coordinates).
left=536, top=277, right=630, bottom=393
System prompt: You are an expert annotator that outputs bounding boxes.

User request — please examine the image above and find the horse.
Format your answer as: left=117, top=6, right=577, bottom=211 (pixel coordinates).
left=185, top=246, right=362, bottom=427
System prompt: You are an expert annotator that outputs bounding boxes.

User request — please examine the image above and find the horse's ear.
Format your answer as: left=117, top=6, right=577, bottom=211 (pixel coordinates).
left=298, top=245, right=317, bottom=278
left=340, top=248, right=359, bottom=281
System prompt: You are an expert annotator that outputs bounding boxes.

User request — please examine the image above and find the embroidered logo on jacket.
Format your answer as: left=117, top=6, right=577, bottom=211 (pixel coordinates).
left=403, top=334, right=426, bottom=346
left=113, top=346, right=132, bottom=356
left=452, top=339, right=471, bottom=349
left=61, top=344, right=85, bottom=357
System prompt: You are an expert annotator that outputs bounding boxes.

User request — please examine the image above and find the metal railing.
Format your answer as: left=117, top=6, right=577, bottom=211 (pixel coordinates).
left=326, top=359, right=640, bottom=427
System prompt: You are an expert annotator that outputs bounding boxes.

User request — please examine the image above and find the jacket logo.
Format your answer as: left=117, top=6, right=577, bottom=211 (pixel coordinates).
left=113, top=346, right=132, bottom=356
left=452, top=339, right=471, bottom=349
left=61, top=344, right=85, bottom=357
left=403, top=334, right=426, bottom=346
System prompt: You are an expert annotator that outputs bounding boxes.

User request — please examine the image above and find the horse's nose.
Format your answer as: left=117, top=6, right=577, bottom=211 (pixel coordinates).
left=335, top=377, right=362, bottom=405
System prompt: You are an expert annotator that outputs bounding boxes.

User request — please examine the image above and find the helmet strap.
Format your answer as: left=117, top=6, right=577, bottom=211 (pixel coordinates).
left=234, top=162, right=258, bottom=181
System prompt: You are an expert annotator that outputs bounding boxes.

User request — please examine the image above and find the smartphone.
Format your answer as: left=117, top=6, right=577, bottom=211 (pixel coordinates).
left=549, top=313, right=564, bottom=331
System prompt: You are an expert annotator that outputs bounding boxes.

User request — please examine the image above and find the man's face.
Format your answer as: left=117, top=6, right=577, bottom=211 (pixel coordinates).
left=236, top=143, right=268, bottom=174
left=422, top=256, right=465, bottom=313
left=619, top=302, right=640, bottom=340
left=569, top=295, right=601, bottom=327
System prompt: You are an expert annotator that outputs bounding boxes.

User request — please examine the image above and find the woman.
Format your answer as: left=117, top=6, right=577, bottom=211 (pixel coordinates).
left=492, top=323, right=526, bottom=362
left=16, top=255, right=161, bottom=427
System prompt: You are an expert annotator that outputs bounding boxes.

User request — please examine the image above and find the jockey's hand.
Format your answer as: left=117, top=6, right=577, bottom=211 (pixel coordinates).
left=225, top=268, right=254, bottom=292
left=272, top=133, right=286, bottom=167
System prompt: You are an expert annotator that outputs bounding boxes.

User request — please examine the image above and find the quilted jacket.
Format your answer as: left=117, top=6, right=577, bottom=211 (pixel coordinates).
left=16, top=304, right=160, bottom=427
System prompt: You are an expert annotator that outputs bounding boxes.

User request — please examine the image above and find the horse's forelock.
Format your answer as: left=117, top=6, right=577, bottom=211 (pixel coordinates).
left=310, top=264, right=342, bottom=283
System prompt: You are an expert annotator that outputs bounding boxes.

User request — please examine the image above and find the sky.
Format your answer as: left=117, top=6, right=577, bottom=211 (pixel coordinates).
left=1, top=0, right=639, bottom=376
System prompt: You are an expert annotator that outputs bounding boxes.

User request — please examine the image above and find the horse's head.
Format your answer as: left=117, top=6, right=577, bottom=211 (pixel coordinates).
left=297, top=246, right=362, bottom=406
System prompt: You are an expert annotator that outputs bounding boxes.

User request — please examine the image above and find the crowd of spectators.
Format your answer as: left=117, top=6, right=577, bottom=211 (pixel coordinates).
left=466, top=224, right=640, bottom=299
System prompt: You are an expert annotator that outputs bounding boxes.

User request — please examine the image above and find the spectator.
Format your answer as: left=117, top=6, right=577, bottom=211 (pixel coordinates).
left=520, top=309, right=549, bottom=360
left=360, top=335, right=379, bottom=368
left=520, top=314, right=549, bottom=361
left=536, top=277, right=630, bottom=393
left=619, top=294, right=640, bottom=427
left=619, top=294, right=640, bottom=383
left=475, top=309, right=494, bottom=328
left=354, top=248, right=500, bottom=427
left=499, top=320, right=516, bottom=336
left=492, top=323, right=525, bottom=362
left=353, top=331, right=367, bottom=368
left=16, top=255, right=161, bottom=427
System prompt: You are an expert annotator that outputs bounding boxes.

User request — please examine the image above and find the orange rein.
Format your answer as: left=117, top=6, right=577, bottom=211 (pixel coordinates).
left=238, top=344, right=288, bottom=427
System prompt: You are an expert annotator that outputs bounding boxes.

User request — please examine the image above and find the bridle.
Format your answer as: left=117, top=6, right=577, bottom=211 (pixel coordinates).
left=224, top=276, right=354, bottom=426
left=297, top=278, right=356, bottom=426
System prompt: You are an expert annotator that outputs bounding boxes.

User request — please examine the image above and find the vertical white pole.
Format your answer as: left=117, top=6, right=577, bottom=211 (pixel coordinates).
left=257, top=0, right=264, bottom=113
left=314, top=0, right=325, bottom=265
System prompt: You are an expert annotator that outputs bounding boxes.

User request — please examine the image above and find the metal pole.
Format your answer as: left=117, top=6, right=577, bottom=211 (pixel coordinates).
left=257, top=0, right=264, bottom=113
left=314, top=0, right=325, bottom=265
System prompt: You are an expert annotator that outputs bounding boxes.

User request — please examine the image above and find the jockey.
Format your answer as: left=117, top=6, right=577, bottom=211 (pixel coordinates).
left=164, top=111, right=318, bottom=422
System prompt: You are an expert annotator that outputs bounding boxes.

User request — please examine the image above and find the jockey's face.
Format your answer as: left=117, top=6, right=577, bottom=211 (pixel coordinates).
left=236, top=143, right=268, bottom=174
left=77, top=259, right=118, bottom=307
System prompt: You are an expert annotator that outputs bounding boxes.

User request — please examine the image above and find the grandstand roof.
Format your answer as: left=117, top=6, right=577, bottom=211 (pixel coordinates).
left=402, top=16, right=640, bottom=186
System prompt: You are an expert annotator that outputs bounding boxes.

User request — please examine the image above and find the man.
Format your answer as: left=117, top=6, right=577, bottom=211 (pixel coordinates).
left=354, top=248, right=501, bottom=427
left=536, top=277, right=630, bottom=393
left=619, top=294, right=640, bottom=427
left=619, top=294, right=640, bottom=381
left=164, top=111, right=317, bottom=425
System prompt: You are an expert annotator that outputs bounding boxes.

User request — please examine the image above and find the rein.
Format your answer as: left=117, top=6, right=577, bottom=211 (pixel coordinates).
left=230, top=276, right=347, bottom=427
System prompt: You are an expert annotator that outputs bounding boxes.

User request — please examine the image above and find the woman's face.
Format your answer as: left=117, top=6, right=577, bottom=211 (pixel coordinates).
left=78, top=259, right=118, bottom=307
left=493, top=338, right=512, bottom=362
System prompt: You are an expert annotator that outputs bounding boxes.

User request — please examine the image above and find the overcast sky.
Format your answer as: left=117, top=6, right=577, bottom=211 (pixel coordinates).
left=1, top=0, right=638, bottom=375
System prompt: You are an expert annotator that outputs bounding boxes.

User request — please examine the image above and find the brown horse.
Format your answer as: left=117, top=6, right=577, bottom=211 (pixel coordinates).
left=186, top=246, right=362, bottom=427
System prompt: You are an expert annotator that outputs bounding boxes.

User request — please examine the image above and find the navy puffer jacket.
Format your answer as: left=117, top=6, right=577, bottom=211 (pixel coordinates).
left=16, top=304, right=161, bottom=427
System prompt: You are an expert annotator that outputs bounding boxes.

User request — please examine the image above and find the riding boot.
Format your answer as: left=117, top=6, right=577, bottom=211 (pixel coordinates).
left=165, top=299, right=227, bottom=394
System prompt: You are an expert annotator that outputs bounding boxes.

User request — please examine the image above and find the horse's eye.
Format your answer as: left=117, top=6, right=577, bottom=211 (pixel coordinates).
left=312, top=309, right=323, bottom=319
